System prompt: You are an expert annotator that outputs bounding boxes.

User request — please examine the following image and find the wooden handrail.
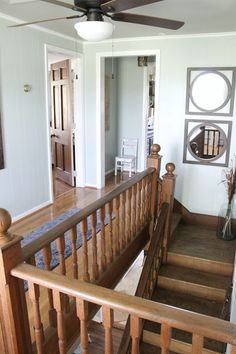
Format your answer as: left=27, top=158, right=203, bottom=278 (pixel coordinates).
left=22, top=167, right=156, bottom=261
left=11, top=263, right=236, bottom=346
left=118, top=202, right=169, bottom=353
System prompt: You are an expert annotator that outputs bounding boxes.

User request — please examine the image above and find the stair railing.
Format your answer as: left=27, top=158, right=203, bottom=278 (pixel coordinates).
left=118, top=202, right=169, bottom=353
left=0, top=168, right=157, bottom=354
left=10, top=260, right=236, bottom=354
left=147, top=143, right=176, bottom=262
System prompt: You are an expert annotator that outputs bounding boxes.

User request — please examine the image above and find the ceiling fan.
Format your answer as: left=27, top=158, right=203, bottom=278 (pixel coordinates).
left=9, top=0, right=184, bottom=41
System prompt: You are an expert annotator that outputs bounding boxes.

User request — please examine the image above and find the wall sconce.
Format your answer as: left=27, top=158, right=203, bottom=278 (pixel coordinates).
left=138, top=56, right=148, bottom=67
left=24, top=84, right=32, bottom=93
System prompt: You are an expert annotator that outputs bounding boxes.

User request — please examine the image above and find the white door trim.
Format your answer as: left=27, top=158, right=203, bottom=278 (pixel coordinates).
left=44, top=44, right=85, bottom=201
left=96, top=49, right=160, bottom=188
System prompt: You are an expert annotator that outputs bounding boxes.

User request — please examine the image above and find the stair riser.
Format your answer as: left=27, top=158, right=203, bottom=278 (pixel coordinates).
left=157, top=276, right=226, bottom=302
left=167, top=253, right=233, bottom=277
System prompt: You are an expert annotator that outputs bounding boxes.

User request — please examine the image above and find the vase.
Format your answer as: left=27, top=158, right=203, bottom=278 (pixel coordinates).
left=217, top=201, right=236, bottom=241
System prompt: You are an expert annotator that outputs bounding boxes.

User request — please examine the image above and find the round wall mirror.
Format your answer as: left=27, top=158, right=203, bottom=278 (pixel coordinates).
left=187, top=122, right=227, bottom=162
left=190, top=71, right=232, bottom=113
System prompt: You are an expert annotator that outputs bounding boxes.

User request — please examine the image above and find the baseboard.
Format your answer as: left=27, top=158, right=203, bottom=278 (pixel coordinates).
left=174, top=199, right=218, bottom=230
left=12, top=200, right=52, bottom=223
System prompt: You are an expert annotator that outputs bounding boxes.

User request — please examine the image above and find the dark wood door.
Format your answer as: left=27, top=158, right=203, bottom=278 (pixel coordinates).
left=50, top=59, right=74, bottom=186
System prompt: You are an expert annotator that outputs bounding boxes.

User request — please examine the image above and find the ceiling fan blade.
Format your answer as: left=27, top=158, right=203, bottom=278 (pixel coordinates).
left=101, top=0, right=162, bottom=13
left=9, top=14, right=83, bottom=28
left=39, top=0, right=86, bottom=13
left=111, top=13, right=184, bottom=30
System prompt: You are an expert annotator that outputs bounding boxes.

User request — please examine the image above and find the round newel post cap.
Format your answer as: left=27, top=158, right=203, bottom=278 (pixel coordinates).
left=0, top=208, right=13, bottom=244
left=150, top=144, right=161, bottom=157
left=165, top=163, right=175, bottom=176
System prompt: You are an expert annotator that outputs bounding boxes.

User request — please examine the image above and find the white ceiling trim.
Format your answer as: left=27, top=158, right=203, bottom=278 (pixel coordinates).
left=84, top=31, right=236, bottom=46
left=0, top=11, right=82, bottom=43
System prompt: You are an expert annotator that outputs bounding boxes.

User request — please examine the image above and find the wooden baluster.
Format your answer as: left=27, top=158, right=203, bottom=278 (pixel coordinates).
left=90, top=212, right=99, bottom=280
left=120, top=192, right=126, bottom=248
left=130, top=315, right=141, bottom=354
left=102, top=306, right=114, bottom=354
left=100, top=206, right=107, bottom=271
left=76, top=299, right=88, bottom=354
left=192, top=334, right=204, bottom=353
left=56, top=236, right=70, bottom=312
left=69, top=226, right=78, bottom=279
left=106, top=202, right=114, bottom=263
left=149, top=170, right=158, bottom=237
left=28, top=282, right=44, bottom=354
left=114, top=196, right=120, bottom=255
left=56, top=235, right=66, bottom=275
left=131, top=184, right=137, bottom=239
left=231, top=345, right=236, bottom=353
left=160, top=324, right=172, bottom=354
left=146, top=175, right=151, bottom=222
left=42, top=246, right=57, bottom=327
left=80, top=219, right=90, bottom=282
left=141, top=177, right=146, bottom=226
left=137, top=181, right=142, bottom=232
left=53, top=290, right=66, bottom=354
left=0, top=208, right=32, bottom=354
left=161, top=163, right=176, bottom=263
left=126, top=188, right=132, bottom=243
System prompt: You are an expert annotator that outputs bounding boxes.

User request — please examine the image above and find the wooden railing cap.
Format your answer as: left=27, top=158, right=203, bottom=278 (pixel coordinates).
left=165, top=163, right=175, bottom=176
left=150, top=144, right=161, bottom=158
left=0, top=208, right=13, bottom=245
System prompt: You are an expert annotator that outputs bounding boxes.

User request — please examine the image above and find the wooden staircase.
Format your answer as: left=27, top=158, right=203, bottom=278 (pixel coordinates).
left=141, top=221, right=235, bottom=354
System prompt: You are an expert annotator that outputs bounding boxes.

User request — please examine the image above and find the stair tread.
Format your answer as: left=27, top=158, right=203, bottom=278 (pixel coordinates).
left=152, top=288, right=223, bottom=317
left=169, top=224, right=236, bottom=265
left=144, top=289, right=224, bottom=352
left=159, top=264, right=231, bottom=290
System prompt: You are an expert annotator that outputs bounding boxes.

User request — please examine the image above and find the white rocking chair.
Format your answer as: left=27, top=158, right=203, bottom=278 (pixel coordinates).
left=115, top=138, right=138, bottom=178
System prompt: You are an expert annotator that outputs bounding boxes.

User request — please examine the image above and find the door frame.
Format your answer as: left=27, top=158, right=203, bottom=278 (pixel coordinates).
left=44, top=44, right=85, bottom=200
left=96, top=49, right=160, bottom=188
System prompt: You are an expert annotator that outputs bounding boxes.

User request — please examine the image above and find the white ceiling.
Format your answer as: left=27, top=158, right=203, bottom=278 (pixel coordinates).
left=1, top=0, right=236, bottom=41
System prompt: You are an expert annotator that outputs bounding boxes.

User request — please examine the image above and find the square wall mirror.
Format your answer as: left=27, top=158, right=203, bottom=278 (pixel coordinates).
left=186, top=67, right=236, bottom=116
left=183, top=119, right=232, bottom=167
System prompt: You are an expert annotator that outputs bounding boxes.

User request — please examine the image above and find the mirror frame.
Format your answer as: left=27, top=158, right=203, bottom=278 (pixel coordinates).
left=183, top=119, right=232, bottom=167
left=185, top=67, right=236, bottom=116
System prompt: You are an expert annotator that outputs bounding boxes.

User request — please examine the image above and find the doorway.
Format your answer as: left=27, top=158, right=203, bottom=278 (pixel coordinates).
left=96, top=50, right=160, bottom=189
left=45, top=45, right=85, bottom=200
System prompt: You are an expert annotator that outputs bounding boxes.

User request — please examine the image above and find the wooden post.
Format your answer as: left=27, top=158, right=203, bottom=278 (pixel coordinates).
left=0, top=208, right=32, bottom=354
left=161, top=163, right=176, bottom=263
left=146, top=144, right=162, bottom=178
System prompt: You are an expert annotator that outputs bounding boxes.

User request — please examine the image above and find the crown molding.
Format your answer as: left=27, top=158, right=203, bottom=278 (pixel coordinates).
left=0, top=11, right=83, bottom=44
left=84, top=31, right=236, bottom=46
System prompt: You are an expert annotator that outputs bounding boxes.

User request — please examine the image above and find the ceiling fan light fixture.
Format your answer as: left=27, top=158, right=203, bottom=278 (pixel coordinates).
left=74, top=21, right=114, bottom=41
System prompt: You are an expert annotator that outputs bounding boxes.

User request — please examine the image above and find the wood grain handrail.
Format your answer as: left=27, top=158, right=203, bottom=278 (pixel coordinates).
left=11, top=263, right=236, bottom=345
left=22, top=168, right=156, bottom=261
left=118, top=202, right=169, bottom=353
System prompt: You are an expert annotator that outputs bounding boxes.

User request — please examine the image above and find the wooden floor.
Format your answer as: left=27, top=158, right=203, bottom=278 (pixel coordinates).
left=10, top=173, right=130, bottom=237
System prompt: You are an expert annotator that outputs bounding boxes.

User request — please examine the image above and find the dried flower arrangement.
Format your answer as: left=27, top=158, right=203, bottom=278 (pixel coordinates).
left=218, top=156, right=236, bottom=240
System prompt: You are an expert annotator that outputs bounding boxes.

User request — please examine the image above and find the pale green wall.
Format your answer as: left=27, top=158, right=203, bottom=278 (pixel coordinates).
left=0, top=17, right=82, bottom=218
left=116, top=56, right=144, bottom=172
left=83, top=35, right=236, bottom=216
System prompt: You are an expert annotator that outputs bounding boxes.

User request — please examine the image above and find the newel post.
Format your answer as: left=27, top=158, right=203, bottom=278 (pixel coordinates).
left=147, top=144, right=163, bottom=235
left=146, top=144, right=162, bottom=178
left=0, top=208, right=32, bottom=354
left=161, top=163, right=176, bottom=263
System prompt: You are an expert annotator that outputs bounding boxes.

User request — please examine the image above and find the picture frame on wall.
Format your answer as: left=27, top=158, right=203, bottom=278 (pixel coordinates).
left=185, top=67, right=236, bottom=116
